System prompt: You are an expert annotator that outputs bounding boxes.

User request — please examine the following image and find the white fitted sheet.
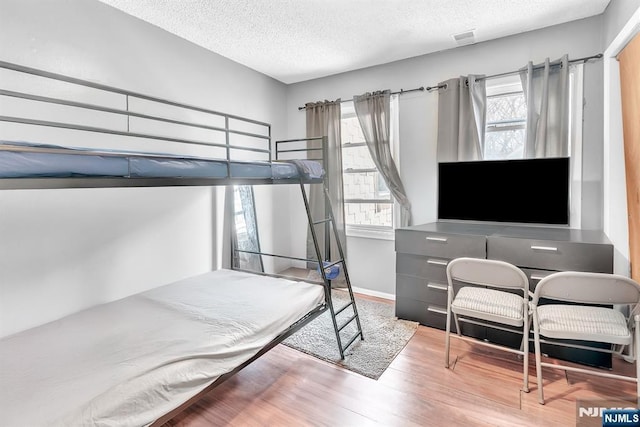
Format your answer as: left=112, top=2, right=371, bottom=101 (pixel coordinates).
left=0, top=269, right=324, bottom=427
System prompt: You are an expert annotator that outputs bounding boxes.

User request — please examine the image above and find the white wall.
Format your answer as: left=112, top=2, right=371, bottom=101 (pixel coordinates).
left=0, top=0, right=288, bottom=337
left=286, top=17, right=605, bottom=295
left=602, top=2, right=640, bottom=275
left=603, top=0, right=640, bottom=46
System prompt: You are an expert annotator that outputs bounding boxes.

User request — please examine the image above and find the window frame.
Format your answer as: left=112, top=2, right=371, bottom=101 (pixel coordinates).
left=340, top=96, right=399, bottom=240
left=484, top=78, right=527, bottom=160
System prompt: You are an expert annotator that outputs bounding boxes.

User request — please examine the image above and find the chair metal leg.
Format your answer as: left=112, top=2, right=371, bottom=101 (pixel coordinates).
left=445, top=305, right=452, bottom=369
left=453, top=312, right=461, bottom=337
left=445, top=285, right=455, bottom=368
left=622, top=342, right=635, bottom=363
left=533, top=309, right=544, bottom=404
left=522, top=301, right=530, bottom=393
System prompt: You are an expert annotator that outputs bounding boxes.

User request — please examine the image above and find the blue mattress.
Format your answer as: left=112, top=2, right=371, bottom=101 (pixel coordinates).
left=0, top=141, right=323, bottom=180
left=0, top=150, right=129, bottom=178
left=130, top=157, right=228, bottom=178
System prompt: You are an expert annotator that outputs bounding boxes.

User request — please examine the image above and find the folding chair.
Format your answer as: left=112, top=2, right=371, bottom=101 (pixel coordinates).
left=445, top=257, right=531, bottom=392
left=531, top=271, right=640, bottom=404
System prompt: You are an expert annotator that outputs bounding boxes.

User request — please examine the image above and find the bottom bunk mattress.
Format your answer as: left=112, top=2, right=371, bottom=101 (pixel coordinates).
left=0, top=269, right=325, bottom=427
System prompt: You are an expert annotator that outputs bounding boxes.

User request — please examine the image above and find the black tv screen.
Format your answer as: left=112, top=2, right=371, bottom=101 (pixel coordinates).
left=438, top=157, right=570, bottom=225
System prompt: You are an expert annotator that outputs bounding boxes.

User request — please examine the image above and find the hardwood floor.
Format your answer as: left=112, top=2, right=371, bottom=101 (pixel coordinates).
left=164, top=303, right=637, bottom=426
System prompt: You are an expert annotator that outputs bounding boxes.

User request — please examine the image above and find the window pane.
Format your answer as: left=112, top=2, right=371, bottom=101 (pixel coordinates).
left=341, top=115, right=364, bottom=144
left=232, top=185, right=263, bottom=272
left=342, top=144, right=375, bottom=169
left=233, top=187, right=247, bottom=238
left=343, top=171, right=391, bottom=200
left=484, top=129, right=526, bottom=159
left=377, top=174, right=390, bottom=198
left=340, top=99, right=396, bottom=230
left=486, top=93, right=526, bottom=123
left=485, top=90, right=527, bottom=159
left=345, top=203, right=392, bottom=227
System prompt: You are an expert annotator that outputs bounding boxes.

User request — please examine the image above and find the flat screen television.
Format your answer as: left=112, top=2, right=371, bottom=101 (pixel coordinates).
left=438, top=157, right=570, bottom=225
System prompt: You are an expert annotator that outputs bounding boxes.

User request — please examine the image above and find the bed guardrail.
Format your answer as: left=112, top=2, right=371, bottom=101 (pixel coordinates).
left=0, top=61, right=272, bottom=163
left=275, top=136, right=325, bottom=163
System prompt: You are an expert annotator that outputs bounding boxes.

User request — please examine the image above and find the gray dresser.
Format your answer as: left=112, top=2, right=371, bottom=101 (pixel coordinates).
left=395, top=221, right=614, bottom=366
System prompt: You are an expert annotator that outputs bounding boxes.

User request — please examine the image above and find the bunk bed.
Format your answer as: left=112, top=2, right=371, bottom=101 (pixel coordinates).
left=0, top=61, right=362, bottom=426
left=0, top=140, right=325, bottom=188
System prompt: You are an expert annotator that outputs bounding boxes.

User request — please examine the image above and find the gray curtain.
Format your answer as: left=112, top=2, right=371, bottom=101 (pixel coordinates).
left=519, top=55, right=569, bottom=158
left=353, top=90, right=412, bottom=227
left=305, top=100, right=346, bottom=280
left=436, top=75, right=487, bottom=162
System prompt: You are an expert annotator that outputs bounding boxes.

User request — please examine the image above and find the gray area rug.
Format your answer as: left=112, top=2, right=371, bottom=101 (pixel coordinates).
left=283, top=289, right=418, bottom=380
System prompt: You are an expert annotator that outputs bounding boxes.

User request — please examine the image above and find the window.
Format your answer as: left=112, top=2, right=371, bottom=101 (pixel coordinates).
left=484, top=68, right=581, bottom=161
left=483, top=66, right=584, bottom=228
left=340, top=97, right=398, bottom=237
left=484, top=77, right=527, bottom=159
left=232, top=185, right=263, bottom=272
left=233, top=186, right=249, bottom=242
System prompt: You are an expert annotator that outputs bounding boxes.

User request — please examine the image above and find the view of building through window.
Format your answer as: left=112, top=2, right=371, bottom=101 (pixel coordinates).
left=484, top=87, right=527, bottom=159
left=341, top=104, right=393, bottom=228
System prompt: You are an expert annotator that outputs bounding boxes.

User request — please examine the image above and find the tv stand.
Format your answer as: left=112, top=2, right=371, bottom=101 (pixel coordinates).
left=395, top=221, right=614, bottom=368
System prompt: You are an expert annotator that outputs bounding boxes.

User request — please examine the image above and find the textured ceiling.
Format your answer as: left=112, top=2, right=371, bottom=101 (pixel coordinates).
left=97, top=0, right=610, bottom=84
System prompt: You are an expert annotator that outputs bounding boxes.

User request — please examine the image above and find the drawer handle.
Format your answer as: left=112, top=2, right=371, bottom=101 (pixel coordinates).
left=427, top=282, right=448, bottom=291
left=426, top=236, right=448, bottom=242
left=530, top=274, right=548, bottom=281
left=427, top=306, right=447, bottom=315
left=531, top=245, right=558, bottom=252
left=427, top=259, right=449, bottom=266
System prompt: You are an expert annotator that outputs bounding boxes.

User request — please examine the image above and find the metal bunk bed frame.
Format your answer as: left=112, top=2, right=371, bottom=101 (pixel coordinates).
left=0, top=60, right=305, bottom=190
left=0, top=60, right=363, bottom=423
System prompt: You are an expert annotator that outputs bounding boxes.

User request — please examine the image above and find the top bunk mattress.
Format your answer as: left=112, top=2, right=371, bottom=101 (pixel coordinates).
left=0, top=269, right=325, bottom=427
left=0, top=141, right=324, bottom=181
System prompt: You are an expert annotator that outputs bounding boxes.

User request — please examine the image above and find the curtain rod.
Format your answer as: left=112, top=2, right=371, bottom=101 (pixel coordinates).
left=425, top=53, right=603, bottom=92
left=297, top=86, right=424, bottom=111
left=297, top=53, right=603, bottom=109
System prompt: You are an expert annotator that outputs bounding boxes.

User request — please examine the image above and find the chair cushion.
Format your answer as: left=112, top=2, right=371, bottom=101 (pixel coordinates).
left=451, top=286, right=524, bottom=327
left=536, top=304, right=632, bottom=345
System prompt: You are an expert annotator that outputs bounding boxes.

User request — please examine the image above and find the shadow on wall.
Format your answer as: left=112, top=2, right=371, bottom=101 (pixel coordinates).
left=0, top=186, right=213, bottom=336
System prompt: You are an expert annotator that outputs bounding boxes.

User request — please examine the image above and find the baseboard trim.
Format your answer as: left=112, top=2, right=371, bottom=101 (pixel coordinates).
left=351, top=286, right=395, bottom=301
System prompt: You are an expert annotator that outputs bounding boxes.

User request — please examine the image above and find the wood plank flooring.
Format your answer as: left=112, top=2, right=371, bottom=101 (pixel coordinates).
left=164, top=299, right=637, bottom=427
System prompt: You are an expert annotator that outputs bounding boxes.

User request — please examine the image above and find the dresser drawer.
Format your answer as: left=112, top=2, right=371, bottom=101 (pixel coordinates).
left=396, top=297, right=450, bottom=330
left=395, top=229, right=486, bottom=258
left=396, top=253, right=450, bottom=282
left=487, top=236, right=613, bottom=272
left=396, top=274, right=448, bottom=305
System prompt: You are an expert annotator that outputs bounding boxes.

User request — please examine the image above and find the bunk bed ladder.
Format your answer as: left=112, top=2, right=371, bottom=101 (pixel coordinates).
left=299, top=181, right=364, bottom=360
